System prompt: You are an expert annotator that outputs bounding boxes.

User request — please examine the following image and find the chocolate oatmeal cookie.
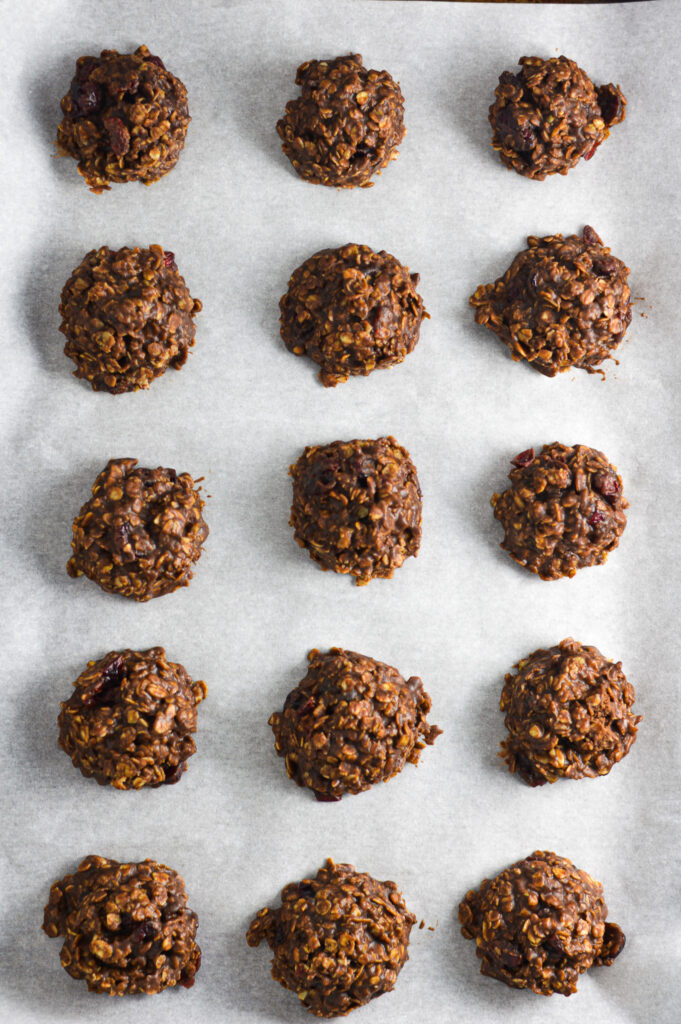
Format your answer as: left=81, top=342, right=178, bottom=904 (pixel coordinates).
left=277, top=54, right=405, bottom=187
left=280, top=244, right=426, bottom=386
left=247, top=858, right=415, bottom=1016
left=67, top=458, right=208, bottom=601
left=470, top=227, right=631, bottom=376
left=500, top=638, right=640, bottom=786
left=60, top=245, right=201, bottom=393
left=58, top=648, right=207, bottom=789
left=489, top=55, right=625, bottom=179
left=57, top=45, right=190, bottom=192
left=270, top=648, right=441, bottom=801
left=491, top=444, right=627, bottom=580
left=289, top=437, right=422, bottom=585
left=43, top=855, right=201, bottom=994
left=459, top=850, right=625, bottom=995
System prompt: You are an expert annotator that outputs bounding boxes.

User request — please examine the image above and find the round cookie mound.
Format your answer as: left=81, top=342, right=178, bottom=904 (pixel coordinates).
left=58, top=647, right=207, bottom=789
left=270, top=647, right=441, bottom=801
left=57, top=45, right=190, bottom=192
left=491, top=443, right=627, bottom=580
left=470, top=226, right=631, bottom=376
left=60, top=245, right=201, bottom=394
left=42, top=855, right=201, bottom=995
left=289, top=436, right=422, bottom=585
left=247, top=858, right=415, bottom=1017
left=67, top=457, right=209, bottom=601
left=459, top=850, right=625, bottom=996
left=280, top=244, right=426, bottom=386
left=277, top=54, right=405, bottom=188
left=489, top=55, right=626, bottom=180
left=500, top=638, right=640, bottom=786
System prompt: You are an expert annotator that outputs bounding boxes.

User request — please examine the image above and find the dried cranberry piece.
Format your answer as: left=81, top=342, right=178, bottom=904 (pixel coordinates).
left=117, top=912, right=134, bottom=936
left=582, top=225, right=602, bottom=246
left=515, top=752, right=547, bottom=788
left=180, top=950, right=200, bottom=988
left=102, top=115, right=131, bottom=156
left=371, top=304, right=394, bottom=334
left=544, top=935, right=566, bottom=963
left=592, top=256, right=618, bottom=278
left=583, top=142, right=600, bottom=161
left=597, top=85, right=623, bottom=126
left=511, top=448, right=535, bottom=469
left=593, top=472, right=621, bottom=502
left=588, top=510, right=605, bottom=527
left=70, top=79, right=102, bottom=117
left=83, top=656, right=125, bottom=708
left=134, top=921, right=157, bottom=944
left=601, top=922, right=626, bottom=960
left=314, top=790, right=341, bottom=803
left=145, top=54, right=166, bottom=70
left=163, top=250, right=176, bottom=269
left=494, top=106, right=536, bottom=152
left=493, top=941, right=523, bottom=968
left=163, top=761, right=186, bottom=785
left=297, top=696, right=317, bottom=717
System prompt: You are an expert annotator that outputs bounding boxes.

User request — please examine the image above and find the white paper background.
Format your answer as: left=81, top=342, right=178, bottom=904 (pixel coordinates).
left=1, top=1, right=680, bottom=1022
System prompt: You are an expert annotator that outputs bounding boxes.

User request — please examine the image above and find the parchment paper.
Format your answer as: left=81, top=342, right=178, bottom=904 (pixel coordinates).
left=2, top=2, right=680, bottom=1022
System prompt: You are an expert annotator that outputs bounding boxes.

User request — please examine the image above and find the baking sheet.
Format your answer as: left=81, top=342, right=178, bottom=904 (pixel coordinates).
left=1, top=1, right=680, bottom=1022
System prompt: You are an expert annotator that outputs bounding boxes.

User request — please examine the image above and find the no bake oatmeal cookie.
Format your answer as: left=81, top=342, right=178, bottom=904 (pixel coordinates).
left=67, top=458, right=208, bottom=601
left=247, top=858, right=415, bottom=1016
left=491, top=443, right=627, bottom=580
left=459, top=850, right=625, bottom=995
left=269, top=647, right=440, bottom=801
left=57, top=45, right=190, bottom=192
left=500, top=638, right=640, bottom=786
left=470, top=227, right=631, bottom=376
left=289, top=437, right=422, bottom=585
left=280, top=244, right=426, bottom=386
left=277, top=54, right=405, bottom=187
left=58, top=647, right=207, bottom=789
left=488, top=55, right=625, bottom=179
left=60, top=245, right=201, bottom=393
left=43, top=855, right=201, bottom=994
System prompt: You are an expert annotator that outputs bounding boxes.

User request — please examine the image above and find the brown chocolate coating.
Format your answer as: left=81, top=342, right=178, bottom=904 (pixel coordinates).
left=280, top=244, right=427, bottom=386
left=459, top=850, right=625, bottom=996
left=58, top=648, right=207, bottom=789
left=60, top=245, right=201, bottom=394
left=489, top=56, right=626, bottom=180
left=67, top=458, right=209, bottom=601
left=42, top=855, right=201, bottom=995
left=470, top=227, right=631, bottom=376
left=289, top=437, right=422, bottom=585
left=500, top=638, right=640, bottom=786
left=57, top=45, right=190, bottom=192
left=277, top=54, right=405, bottom=188
left=270, top=648, right=441, bottom=801
left=491, top=443, right=627, bottom=580
left=247, top=858, right=415, bottom=1017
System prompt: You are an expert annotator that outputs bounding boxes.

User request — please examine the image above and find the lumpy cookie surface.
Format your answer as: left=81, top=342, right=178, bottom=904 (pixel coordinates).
left=58, top=647, right=207, bottom=789
left=489, top=55, right=625, bottom=179
left=247, top=858, right=415, bottom=1016
left=269, top=648, right=440, bottom=800
left=42, top=855, right=200, bottom=995
left=491, top=443, right=627, bottom=580
left=60, top=245, right=201, bottom=393
left=67, top=458, right=208, bottom=601
left=500, top=638, right=640, bottom=786
left=470, top=227, right=631, bottom=376
left=289, top=437, right=422, bottom=585
left=57, top=45, right=190, bottom=192
left=459, top=850, right=625, bottom=996
left=277, top=54, right=405, bottom=187
left=280, top=244, right=426, bottom=386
